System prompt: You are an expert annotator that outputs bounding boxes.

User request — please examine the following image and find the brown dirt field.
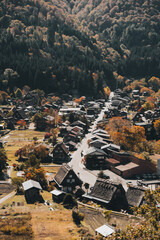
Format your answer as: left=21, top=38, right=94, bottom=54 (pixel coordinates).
left=31, top=209, right=80, bottom=240
left=0, top=192, right=82, bottom=239
left=79, top=207, right=139, bottom=233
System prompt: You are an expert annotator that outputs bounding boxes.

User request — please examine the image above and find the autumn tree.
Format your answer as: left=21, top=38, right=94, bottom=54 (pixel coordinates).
left=154, top=140, right=160, bottom=154
left=32, top=113, right=46, bottom=131
left=24, top=154, right=48, bottom=189
left=154, top=119, right=160, bottom=139
left=103, top=86, right=111, bottom=99
left=0, top=91, right=10, bottom=104
left=24, top=166, right=48, bottom=190
left=106, top=117, right=131, bottom=134
left=140, top=87, right=155, bottom=96
left=17, top=119, right=27, bottom=129
left=0, top=148, right=7, bottom=173
left=120, top=125, right=146, bottom=152
left=12, top=177, right=24, bottom=194
left=109, top=188, right=160, bottom=240
left=142, top=101, right=155, bottom=110
left=15, top=143, right=35, bottom=160
left=34, top=145, right=49, bottom=162
left=148, top=76, right=160, bottom=92
left=25, top=154, right=40, bottom=169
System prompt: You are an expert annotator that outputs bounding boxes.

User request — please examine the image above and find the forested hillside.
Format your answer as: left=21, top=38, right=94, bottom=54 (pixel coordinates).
left=0, top=0, right=159, bottom=96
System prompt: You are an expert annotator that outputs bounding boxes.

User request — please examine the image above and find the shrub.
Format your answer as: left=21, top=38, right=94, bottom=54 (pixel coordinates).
left=63, top=193, right=77, bottom=209
left=72, top=208, right=84, bottom=225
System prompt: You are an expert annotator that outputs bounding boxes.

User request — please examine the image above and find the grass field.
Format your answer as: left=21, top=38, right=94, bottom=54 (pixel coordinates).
left=0, top=212, right=33, bottom=240
left=3, top=129, right=45, bottom=165
left=0, top=191, right=82, bottom=240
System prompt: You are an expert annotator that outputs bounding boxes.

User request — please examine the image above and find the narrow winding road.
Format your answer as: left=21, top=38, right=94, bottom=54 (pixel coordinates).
left=69, top=100, right=112, bottom=187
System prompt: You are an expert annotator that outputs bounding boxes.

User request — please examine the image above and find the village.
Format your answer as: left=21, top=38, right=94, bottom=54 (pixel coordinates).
left=0, top=86, right=160, bottom=239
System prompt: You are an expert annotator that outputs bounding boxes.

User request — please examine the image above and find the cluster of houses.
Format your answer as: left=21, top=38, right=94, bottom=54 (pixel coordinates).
left=105, top=88, right=160, bottom=140
left=22, top=166, right=147, bottom=212
left=83, top=128, right=155, bottom=179
left=1, top=88, right=160, bottom=216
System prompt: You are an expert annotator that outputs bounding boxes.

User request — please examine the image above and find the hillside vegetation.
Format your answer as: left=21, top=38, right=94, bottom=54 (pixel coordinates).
left=0, top=0, right=159, bottom=95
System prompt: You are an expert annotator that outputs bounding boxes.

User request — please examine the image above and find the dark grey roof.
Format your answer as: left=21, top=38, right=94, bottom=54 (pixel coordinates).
left=88, top=178, right=122, bottom=203
left=126, top=185, right=146, bottom=207
left=54, top=142, right=69, bottom=154
left=54, top=164, right=71, bottom=186
left=54, top=164, right=82, bottom=186
left=84, top=147, right=107, bottom=156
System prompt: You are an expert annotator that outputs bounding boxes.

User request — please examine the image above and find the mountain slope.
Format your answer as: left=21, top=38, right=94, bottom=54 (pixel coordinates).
left=0, top=0, right=159, bottom=95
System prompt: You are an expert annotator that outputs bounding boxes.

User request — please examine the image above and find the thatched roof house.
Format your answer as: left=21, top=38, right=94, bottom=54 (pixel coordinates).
left=83, top=178, right=128, bottom=210
left=54, top=164, right=82, bottom=193
left=126, top=185, right=146, bottom=207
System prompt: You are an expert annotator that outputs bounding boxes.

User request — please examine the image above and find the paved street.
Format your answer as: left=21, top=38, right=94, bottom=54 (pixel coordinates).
left=69, top=93, right=130, bottom=190
left=0, top=191, right=16, bottom=205
left=69, top=99, right=112, bottom=187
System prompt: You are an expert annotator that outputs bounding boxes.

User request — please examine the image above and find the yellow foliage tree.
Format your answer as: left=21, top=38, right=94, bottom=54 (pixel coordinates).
left=103, top=86, right=111, bottom=99
left=154, top=119, right=160, bottom=137
left=148, top=76, right=160, bottom=92
left=143, top=101, right=155, bottom=110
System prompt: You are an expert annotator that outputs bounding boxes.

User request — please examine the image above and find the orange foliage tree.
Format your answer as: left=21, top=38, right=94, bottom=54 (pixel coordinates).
left=24, top=154, right=48, bottom=189
left=140, top=87, right=155, bottom=96
left=119, top=126, right=146, bottom=151
left=106, top=117, right=147, bottom=152
left=74, top=96, right=85, bottom=104
left=154, top=119, right=160, bottom=138
left=25, top=166, right=48, bottom=189
left=17, top=119, right=27, bottom=128
left=106, top=117, right=131, bottom=134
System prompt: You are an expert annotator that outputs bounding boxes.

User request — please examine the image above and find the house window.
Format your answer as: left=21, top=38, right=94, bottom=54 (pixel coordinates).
left=68, top=187, right=72, bottom=192
left=66, top=179, right=70, bottom=183
left=72, top=179, right=75, bottom=183
left=69, top=174, right=72, bottom=178
left=63, top=187, right=67, bottom=192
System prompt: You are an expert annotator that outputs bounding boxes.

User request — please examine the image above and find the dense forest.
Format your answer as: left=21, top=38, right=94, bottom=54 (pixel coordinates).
left=0, top=0, right=160, bottom=96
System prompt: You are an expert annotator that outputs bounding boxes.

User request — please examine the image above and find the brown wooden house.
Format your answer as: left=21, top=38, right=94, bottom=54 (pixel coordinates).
left=83, top=178, right=128, bottom=211
left=54, top=164, right=83, bottom=193
left=22, top=180, right=44, bottom=204
left=84, top=147, right=107, bottom=169
left=51, top=142, right=70, bottom=163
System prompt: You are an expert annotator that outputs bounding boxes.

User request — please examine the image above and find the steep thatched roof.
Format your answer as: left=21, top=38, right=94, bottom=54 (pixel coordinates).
left=53, top=142, right=69, bottom=155
left=87, top=178, right=123, bottom=204
left=54, top=164, right=71, bottom=186
left=54, top=164, right=82, bottom=187
left=126, top=185, right=146, bottom=207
